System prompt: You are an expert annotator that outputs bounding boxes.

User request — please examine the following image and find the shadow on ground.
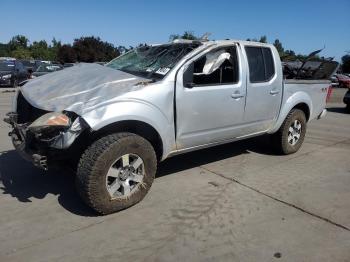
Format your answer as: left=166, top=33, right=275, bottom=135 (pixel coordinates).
left=0, top=135, right=273, bottom=216
left=0, top=150, right=96, bottom=216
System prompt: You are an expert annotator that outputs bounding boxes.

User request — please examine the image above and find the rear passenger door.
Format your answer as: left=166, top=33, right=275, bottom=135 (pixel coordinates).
left=243, top=45, right=283, bottom=132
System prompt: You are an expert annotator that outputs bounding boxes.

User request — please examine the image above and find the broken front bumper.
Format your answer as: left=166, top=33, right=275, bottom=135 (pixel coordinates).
left=4, top=111, right=87, bottom=170
left=4, top=112, right=49, bottom=170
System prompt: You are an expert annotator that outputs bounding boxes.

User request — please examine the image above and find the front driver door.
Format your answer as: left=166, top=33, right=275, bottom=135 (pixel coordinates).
left=175, top=44, right=246, bottom=149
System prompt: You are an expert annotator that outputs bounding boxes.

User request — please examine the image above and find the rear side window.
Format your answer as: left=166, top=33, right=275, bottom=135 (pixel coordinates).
left=245, top=46, right=275, bottom=82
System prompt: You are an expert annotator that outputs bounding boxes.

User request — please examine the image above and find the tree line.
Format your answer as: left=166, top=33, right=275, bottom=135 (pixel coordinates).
left=0, top=35, right=132, bottom=64
left=1, top=32, right=349, bottom=73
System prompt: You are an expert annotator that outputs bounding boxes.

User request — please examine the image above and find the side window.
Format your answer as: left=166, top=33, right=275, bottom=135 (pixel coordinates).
left=245, top=46, right=275, bottom=83
left=184, top=46, right=239, bottom=86
left=262, top=48, right=274, bottom=80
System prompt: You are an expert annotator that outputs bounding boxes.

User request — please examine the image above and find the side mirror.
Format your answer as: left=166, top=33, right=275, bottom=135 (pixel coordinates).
left=183, top=62, right=195, bottom=88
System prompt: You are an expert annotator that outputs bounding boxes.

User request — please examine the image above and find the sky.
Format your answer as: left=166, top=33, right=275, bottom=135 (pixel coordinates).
left=1, top=0, right=349, bottom=61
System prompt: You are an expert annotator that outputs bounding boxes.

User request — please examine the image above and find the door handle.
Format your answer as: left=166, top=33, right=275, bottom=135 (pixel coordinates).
left=269, top=90, right=280, bottom=95
left=231, top=93, right=245, bottom=99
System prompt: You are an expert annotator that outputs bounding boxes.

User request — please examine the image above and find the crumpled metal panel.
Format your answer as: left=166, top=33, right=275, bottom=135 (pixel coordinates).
left=20, top=63, right=147, bottom=115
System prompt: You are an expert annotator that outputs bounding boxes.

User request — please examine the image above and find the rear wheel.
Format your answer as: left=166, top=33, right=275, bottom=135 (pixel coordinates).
left=272, top=109, right=307, bottom=154
left=76, top=132, right=157, bottom=215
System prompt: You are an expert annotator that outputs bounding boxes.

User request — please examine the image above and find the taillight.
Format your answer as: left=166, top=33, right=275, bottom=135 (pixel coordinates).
left=326, top=85, right=332, bottom=103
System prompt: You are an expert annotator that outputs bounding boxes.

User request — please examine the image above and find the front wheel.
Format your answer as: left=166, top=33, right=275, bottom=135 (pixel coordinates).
left=272, top=109, right=307, bottom=155
left=76, top=132, right=157, bottom=215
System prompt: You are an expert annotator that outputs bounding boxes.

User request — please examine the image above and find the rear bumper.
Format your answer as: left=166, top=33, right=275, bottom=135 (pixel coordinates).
left=317, top=109, right=327, bottom=120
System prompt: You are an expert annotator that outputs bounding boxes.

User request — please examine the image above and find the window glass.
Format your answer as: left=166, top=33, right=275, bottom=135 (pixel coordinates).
left=262, top=48, right=275, bottom=80
left=245, top=46, right=275, bottom=82
left=189, top=46, right=238, bottom=86
left=245, top=47, right=265, bottom=82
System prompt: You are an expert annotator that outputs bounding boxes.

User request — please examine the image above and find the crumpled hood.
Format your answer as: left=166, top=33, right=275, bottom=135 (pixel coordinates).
left=21, top=63, right=146, bottom=115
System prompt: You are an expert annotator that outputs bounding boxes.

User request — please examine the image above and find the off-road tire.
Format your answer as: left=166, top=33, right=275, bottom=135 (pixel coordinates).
left=76, top=132, right=157, bottom=215
left=272, top=109, right=307, bottom=155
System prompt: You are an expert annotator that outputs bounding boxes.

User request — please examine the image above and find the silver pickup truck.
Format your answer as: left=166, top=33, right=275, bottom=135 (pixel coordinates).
left=5, top=39, right=334, bottom=214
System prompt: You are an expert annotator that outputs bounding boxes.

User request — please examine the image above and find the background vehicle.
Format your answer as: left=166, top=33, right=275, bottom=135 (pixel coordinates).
left=19, top=59, right=42, bottom=73
left=5, top=39, right=335, bottom=214
left=343, top=86, right=350, bottom=112
left=32, top=64, right=63, bottom=77
left=330, top=74, right=339, bottom=87
left=0, top=60, right=28, bottom=87
left=336, top=74, right=350, bottom=88
left=63, top=63, right=75, bottom=68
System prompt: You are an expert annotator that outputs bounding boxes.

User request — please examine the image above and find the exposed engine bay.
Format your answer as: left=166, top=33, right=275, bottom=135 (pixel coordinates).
left=4, top=91, right=89, bottom=170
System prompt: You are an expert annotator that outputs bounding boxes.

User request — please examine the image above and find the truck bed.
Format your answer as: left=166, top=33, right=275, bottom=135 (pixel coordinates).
left=283, top=79, right=330, bottom=120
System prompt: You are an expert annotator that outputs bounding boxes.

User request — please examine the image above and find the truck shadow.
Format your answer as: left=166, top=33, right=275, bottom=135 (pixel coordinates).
left=157, top=135, right=275, bottom=177
left=0, top=135, right=274, bottom=217
left=0, top=150, right=96, bottom=216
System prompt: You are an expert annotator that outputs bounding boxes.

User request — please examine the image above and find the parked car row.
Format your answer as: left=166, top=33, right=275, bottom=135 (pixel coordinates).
left=32, top=64, right=64, bottom=77
left=0, top=58, right=77, bottom=87
left=0, top=60, right=28, bottom=87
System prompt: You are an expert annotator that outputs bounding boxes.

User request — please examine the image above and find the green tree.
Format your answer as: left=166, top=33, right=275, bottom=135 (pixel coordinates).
left=282, top=50, right=297, bottom=60
left=169, top=31, right=198, bottom=41
left=0, top=43, right=10, bottom=57
left=10, top=48, right=32, bottom=59
left=259, top=35, right=267, bottom=43
left=57, top=44, right=77, bottom=63
left=8, top=35, right=29, bottom=50
left=273, top=39, right=284, bottom=56
left=30, top=40, right=50, bottom=60
left=73, top=36, right=119, bottom=62
left=49, top=38, right=62, bottom=61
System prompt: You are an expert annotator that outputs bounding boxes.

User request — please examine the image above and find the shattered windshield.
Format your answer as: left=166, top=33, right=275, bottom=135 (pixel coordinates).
left=106, top=43, right=201, bottom=80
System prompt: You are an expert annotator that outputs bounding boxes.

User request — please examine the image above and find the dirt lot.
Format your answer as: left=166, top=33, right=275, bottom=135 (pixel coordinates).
left=0, top=88, right=349, bottom=262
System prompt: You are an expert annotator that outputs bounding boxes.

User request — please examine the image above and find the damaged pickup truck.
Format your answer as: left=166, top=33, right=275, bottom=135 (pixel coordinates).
left=5, top=39, right=337, bottom=214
